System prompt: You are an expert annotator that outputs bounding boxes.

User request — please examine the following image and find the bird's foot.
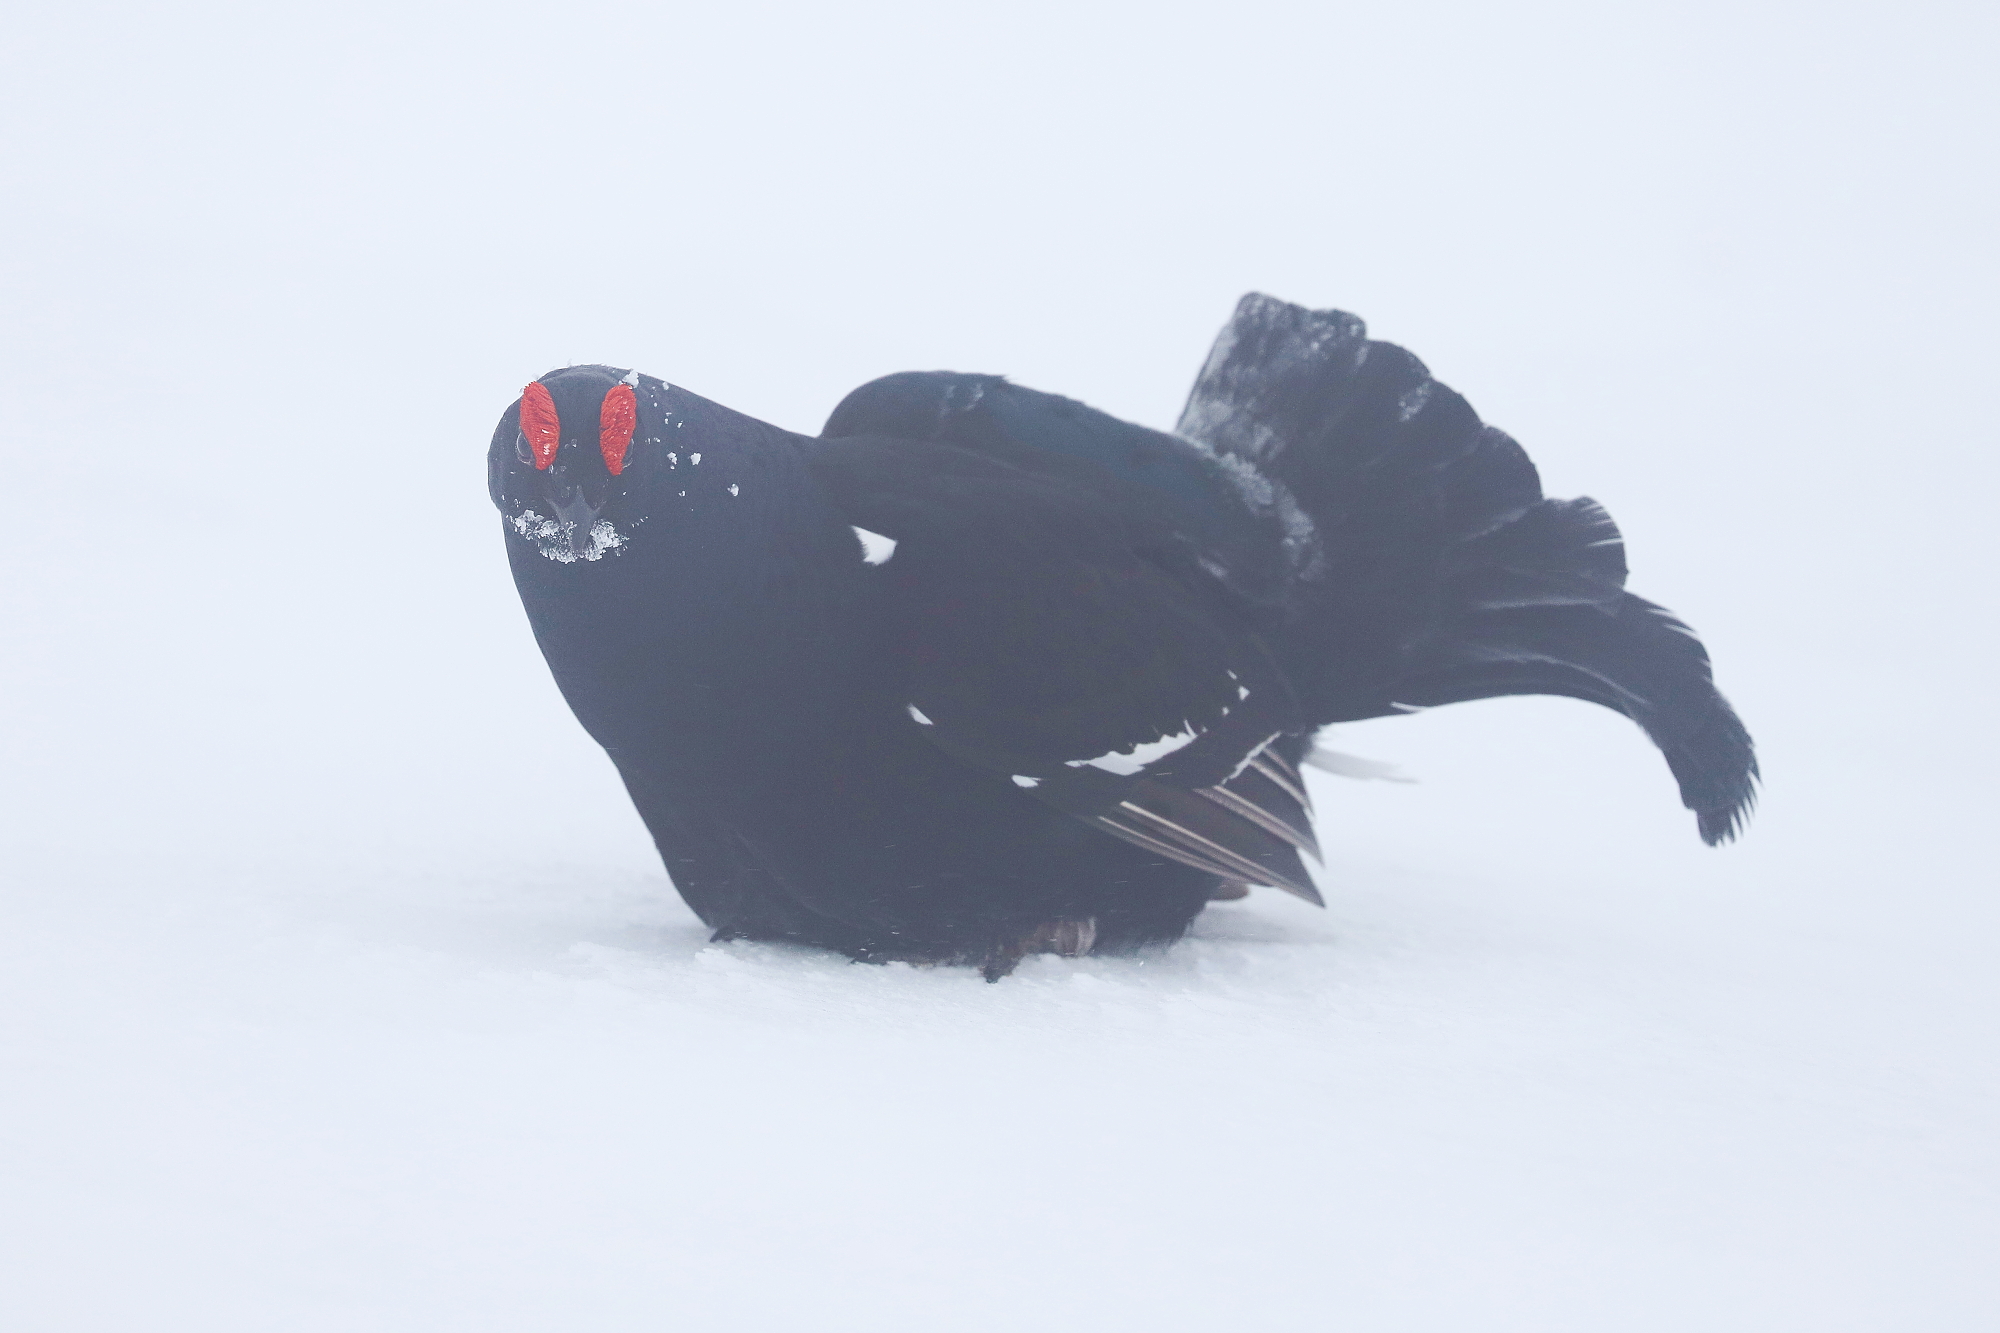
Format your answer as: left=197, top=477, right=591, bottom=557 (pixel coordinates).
left=980, top=917, right=1098, bottom=982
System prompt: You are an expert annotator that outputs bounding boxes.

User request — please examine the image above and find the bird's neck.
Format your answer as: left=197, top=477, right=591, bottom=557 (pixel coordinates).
left=507, top=430, right=883, bottom=786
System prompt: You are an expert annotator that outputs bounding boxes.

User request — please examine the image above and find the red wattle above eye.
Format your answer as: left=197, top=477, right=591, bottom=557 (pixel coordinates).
left=600, top=384, right=637, bottom=476
left=519, top=382, right=561, bottom=470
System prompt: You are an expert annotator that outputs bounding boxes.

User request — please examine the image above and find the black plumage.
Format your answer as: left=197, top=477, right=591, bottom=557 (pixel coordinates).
left=489, top=294, right=1757, bottom=978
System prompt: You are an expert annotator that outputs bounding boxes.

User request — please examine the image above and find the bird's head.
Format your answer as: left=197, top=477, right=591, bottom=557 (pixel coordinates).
left=488, top=364, right=656, bottom=564
left=490, top=364, right=783, bottom=570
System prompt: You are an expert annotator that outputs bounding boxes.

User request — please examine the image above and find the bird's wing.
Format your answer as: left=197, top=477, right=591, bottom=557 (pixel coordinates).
left=822, top=371, right=1305, bottom=618
left=807, top=434, right=1322, bottom=901
left=1177, top=293, right=1758, bottom=843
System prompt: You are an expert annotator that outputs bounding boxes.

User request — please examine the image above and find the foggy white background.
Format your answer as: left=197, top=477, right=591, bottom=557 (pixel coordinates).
left=3, top=1, right=1994, bottom=1328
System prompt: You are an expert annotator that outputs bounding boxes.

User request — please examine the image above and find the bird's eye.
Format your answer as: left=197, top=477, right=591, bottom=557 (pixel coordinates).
left=515, top=432, right=533, bottom=464
left=519, top=382, right=561, bottom=470
left=600, top=384, right=637, bottom=476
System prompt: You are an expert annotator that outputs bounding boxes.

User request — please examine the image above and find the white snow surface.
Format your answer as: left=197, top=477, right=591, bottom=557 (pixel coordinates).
left=5, top=2, right=1997, bottom=1330
left=1306, top=744, right=1416, bottom=783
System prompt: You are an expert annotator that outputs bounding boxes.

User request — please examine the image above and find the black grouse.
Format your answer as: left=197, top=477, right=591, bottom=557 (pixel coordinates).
left=490, top=294, right=1757, bottom=979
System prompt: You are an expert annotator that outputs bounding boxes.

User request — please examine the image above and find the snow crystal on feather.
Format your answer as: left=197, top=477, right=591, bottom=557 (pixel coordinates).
left=1178, top=432, right=1322, bottom=583
left=511, top=510, right=628, bottom=563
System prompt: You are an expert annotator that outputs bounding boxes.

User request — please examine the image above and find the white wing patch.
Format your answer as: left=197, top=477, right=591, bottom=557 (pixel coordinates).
left=852, top=527, right=898, bottom=565
left=1066, top=723, right=1199, bottom=776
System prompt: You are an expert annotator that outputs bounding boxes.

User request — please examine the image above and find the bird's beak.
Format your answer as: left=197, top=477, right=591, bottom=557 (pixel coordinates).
left=550, top=488, right=604, bottom=560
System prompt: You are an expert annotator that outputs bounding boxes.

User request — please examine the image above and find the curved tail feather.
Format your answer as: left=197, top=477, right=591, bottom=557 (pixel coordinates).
left=1387, top=595, right=1758, bottom=844
left=1179, top=293, right=1758, bottom=844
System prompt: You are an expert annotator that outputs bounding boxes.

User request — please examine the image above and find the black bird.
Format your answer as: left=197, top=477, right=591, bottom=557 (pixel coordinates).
left=490, top=294, right=1756, bottom=979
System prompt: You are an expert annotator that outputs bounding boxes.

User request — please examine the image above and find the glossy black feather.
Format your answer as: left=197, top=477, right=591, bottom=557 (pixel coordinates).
left=491, top=296, right=1756, bottom=979
left=803, top=433, right=1320, bottom=900
left=493, top=367, right=1285, bottom=976
left=1173, top=293, right=1758, bottom=843
left=823, top=372, right=1306, bottom=615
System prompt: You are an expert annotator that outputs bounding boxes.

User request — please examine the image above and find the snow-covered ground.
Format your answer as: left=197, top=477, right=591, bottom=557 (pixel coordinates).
left=4, top=2, right=1995, bottom=1328
left=8, top=719, right=1994, bottom=1330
